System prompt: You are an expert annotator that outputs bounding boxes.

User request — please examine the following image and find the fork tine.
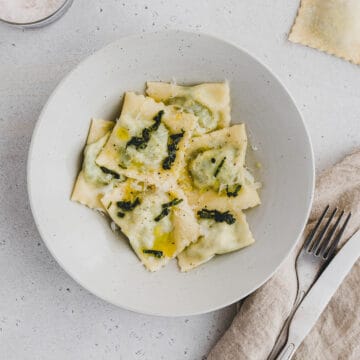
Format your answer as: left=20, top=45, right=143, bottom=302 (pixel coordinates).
left=309, top=208, right=337, bottom=254
left=316, top=210, right=344, bottom=257
left=323, top=212, right=352, bottom=260
left=303, top=205, right=329, bottom=251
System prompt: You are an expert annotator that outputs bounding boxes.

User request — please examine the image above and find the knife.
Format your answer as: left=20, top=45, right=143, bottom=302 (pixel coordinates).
left=276, top=230, right=360, bottom=360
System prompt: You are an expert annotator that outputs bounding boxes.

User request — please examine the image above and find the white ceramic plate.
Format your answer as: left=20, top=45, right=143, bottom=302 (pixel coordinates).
left=28, top=31, right=314, bottom=316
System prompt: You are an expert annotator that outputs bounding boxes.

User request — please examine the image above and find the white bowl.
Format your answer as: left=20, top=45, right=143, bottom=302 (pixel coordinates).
left=28, top=31, right=314, bottom=316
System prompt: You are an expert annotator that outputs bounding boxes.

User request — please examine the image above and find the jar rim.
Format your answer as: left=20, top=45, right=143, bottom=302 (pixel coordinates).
left=0, top=0, right=73, bottom=28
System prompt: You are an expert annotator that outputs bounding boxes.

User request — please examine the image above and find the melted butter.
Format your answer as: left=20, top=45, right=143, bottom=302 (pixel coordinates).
left=122, top=180, right=138, bottom=200
left=152, top=224, right=176, bottom=258
left=116, top=127, right=130, bottom=141
left=131, top=159, right=144, bottom=169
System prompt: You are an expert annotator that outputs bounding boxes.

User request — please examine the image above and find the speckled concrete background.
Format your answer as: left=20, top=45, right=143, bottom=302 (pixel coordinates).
left=0, top=1, right=359, bottom=359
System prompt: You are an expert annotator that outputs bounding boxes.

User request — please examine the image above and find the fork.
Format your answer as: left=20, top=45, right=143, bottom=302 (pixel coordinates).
left=267, top=205, right=351, bottom=360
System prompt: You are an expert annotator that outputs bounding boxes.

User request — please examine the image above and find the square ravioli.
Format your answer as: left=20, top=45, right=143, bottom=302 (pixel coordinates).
left=96, top=92, right=197, bottom=189
left=146, top=82, right=230, bottom=136
left=289, top=0, right=360, bottom=65
left=179, top=124, right=260, bottom=213
left=101, top=180, right=199, bottom=272
left=71, top=119, right=125, bottom=211
left=178, top=208, right=255, bottom=271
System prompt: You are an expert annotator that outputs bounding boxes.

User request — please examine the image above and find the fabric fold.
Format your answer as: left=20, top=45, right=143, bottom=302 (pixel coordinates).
left=208, top=149, right=360, bottom=360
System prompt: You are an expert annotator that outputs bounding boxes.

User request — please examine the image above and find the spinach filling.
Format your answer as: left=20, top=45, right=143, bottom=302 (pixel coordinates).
left=162, top=130, right=185, bottom=170
left=154, top=198, right=183, bottom=222
left=165, top=96, right=215, bottom=133
left=188, top=146, right=243, bottom=194
left=83, top=133, right=120, bottom=186
left=126, top=110, right=164, bottom=150
left=197, top=208, right=236, bottom=225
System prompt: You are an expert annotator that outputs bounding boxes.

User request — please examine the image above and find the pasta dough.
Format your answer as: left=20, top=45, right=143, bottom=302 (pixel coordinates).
left=146, top=82, right=231, bottom=135
left=71, top=119, right=124, bottom=211
left=289, top=0, right=360, bottom=65
left=71, top=81, right=261, bottom=272
left=96, top=92, right=197, bottom=189
left=101, top=180, right=199, bottom=272
left=178, top=209, right=255, bottom=271
left=179, top=124, right=260, bottom=213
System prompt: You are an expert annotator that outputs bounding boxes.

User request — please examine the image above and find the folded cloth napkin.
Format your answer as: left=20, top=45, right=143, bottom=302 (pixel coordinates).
left=208, top=149, right=360, bottom=360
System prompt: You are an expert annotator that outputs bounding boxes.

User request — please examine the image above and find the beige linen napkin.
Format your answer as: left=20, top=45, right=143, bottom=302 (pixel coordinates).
left=208, top=149, right=360, bottom=360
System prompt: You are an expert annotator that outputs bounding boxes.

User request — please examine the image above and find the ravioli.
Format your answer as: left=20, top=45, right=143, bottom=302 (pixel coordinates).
left=96, top=92, right=197, bottom=189
left=101, top=180, right=199, bottom=271
left=72, top=82, right=261, bottom=273
left=146, top=82, right=230, bottom=136
left=178, top=209, right=255, bottom=271
left=289, top=0, right=360, bottom=65
left=71, top=119, right=125, bottom=211
left=179, top=124, right=260, bottom=213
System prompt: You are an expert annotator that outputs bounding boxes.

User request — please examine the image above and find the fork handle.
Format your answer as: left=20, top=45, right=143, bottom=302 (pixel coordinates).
left=268, top=267, right=324, bottom=360
left=267, top=290, right=305, bottom=360
left=276, top=343, right=296, bottom=360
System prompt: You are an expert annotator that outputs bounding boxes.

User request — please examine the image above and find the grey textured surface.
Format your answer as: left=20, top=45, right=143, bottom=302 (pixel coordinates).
left=0, top=1, right=359, bottom=359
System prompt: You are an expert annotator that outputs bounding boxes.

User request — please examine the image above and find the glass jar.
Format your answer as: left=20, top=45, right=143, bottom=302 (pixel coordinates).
left=0, top=0, right=73, bottom=28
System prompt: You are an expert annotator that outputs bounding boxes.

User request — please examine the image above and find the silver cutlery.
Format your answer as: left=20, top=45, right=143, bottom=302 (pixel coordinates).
left=276, top=227, right=359, bottom=359
left=268, top=206, right=352, bottom=360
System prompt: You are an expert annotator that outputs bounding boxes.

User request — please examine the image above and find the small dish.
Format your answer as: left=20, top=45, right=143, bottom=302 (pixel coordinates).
left=0, top=0, right=73, bottom=28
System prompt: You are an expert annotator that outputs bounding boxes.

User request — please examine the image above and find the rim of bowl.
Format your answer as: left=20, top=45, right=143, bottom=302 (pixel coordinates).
left=27, top=30, right=315, bottom=316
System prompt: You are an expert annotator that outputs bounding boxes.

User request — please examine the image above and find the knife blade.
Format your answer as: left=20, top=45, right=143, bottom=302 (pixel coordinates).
left=276, top=230, right=360, bottom=360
